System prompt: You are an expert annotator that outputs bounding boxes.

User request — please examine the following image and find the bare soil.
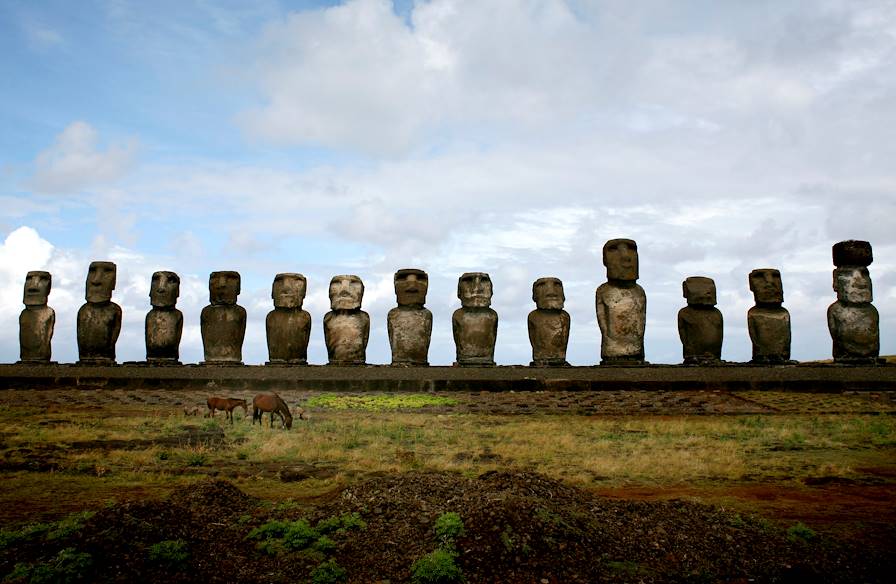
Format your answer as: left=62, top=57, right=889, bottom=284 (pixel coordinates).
left=2, top=473, right=893, bottom=583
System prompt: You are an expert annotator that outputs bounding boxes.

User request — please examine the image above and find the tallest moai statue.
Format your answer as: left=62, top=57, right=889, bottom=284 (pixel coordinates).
left=828, top=240, right=880, bottom=363
left=595, top=239, right=646, bottom=365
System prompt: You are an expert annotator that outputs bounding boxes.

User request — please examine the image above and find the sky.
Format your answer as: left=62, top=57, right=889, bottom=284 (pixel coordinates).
left=1, top=0, right=894, bottom=366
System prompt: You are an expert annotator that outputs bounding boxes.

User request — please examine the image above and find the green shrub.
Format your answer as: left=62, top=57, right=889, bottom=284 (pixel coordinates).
left=310, top=559, right=347, bottom=584
left=434, top=512, right=464, bottom=545
left=317, top=512, right=367, bottom=535
left=47, top=512, right=94, bottom=541
left=185, top=453, right=206, bottom=467
left=148, top=539, right=189, bottom=567
left=410, top=548, right=463, bottom=584
left=0, top=522, right=51, bottom=550
left=312, top=535, right=336, bottom=552
left=282, top=520, right=319, bottom=550
left=0, top=512, right=94, bottom=550
left=6, top=547, right=93, bottom=584
left=787, top=522, right=817, bottom=543
left=246, top=520, right=290, bottom=541
left=157, top=451, right=170, bottom=461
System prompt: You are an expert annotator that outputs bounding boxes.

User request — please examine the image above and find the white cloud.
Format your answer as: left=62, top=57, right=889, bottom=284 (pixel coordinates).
left=30, top=122, right=137, bottom=194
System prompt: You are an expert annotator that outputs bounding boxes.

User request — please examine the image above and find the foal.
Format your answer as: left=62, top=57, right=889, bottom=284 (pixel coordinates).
left=206, top=397, right=248, bottom=424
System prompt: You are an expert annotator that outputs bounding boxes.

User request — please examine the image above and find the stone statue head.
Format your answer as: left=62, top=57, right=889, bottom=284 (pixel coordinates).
left=272, top=273, right=307, bottom=309
left=23, top=271, right=51, bottom=306
left=209, top=271, right=241, bottom=305
left=329, top=275, right=364, bottom=310
left=834, top=267, right=872, bottom=303
left=150, top=271, right=180, bottom=308
left=458, top=272, right=493, bottom=308
left=749, top=269, right=783, bottom=305
left=533, top=277, right=564, bottom=310
left=603, top=239, right=639, bottom=281
left=85, top=261, right=117, bottom=303
left=394, top=268, right=428, bottom=307
left=683, top=276, right=717, bottom=306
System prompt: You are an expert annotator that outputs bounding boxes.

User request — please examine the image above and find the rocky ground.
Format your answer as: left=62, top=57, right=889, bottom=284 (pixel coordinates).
left=2, top=472, right=893, bottom=583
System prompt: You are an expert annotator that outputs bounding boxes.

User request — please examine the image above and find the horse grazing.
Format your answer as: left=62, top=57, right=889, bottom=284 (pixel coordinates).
left=206, top=396, right=248, bottom=424
left=252, top=393, right=293, bottom=429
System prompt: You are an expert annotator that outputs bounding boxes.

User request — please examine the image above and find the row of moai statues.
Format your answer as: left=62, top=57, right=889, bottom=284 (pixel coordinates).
left=17, top=240, right=882, bottom=366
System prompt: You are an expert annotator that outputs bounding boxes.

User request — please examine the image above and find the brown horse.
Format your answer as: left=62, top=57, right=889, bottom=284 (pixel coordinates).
left=206, top=396, right=248, bottom=424
left=252, top=393, right=293, bottom=429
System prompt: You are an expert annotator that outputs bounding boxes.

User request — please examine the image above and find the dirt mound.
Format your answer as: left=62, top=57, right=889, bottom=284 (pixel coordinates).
left=321, top=471, right=893, bottom=583
left=2, top=472, right=892, bottom=583
left=166, top=478, right=255, bottom=510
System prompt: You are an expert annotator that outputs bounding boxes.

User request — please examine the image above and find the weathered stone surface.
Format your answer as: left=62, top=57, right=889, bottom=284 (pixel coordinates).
left=678, top=276, right=723, bottom=364
left=77, top=262, right=121, bottom=365
left=833, top=240, right=873, bottom=268
left=388, top=269, right=432, bottom=366
left=453, top=272, right=498, bottom=366
left=146, top=271, right=183, bottom=364
left=748, top=269, right=791, bottom=364
left=528, top=277, right=570, bottom=366
left=266, top=273, right=311, bottom=365
left=19, top=271, right=54, bottom=363
left=324, top=275, right=369, bottom=365
left=595, top=239, right=646, bottom=364
left=201, top=271, right=246, bottom=365
left=828, top=265, right=879, bottom=362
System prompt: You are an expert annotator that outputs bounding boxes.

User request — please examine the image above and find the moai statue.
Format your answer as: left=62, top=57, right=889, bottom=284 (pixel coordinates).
left=200, top=271, right=246, bottom=365
left=828, top=240, right=879, bottom=363
left=528, top=277, right=570, bottom=367
left=266, top=273, right=311, bottom=365
left=324, top=275, right=369, bottom=365
left=747, top=269, right=791, bottom=364
left=452, top=272, right=498, bottom=366
left=678, top=276, right=723, bottom=364
left=595, top=239, right=646, bottom=364
left=77, top=261, right=122, bottom=365
left=145, top=271, right=183, bottom=364
left=19, top=271, right=55, bottom=363
left=387, top=269, right=432, bottom=366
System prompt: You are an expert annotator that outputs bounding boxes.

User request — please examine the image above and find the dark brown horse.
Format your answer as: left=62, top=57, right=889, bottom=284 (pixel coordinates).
left=252, top=393, right=293, bottom=429
left=206, top=397, right=248, bottom=424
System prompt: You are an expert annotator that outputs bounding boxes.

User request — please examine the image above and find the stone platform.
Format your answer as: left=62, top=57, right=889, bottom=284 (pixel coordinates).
left=0, top=362, right=894, bottom=392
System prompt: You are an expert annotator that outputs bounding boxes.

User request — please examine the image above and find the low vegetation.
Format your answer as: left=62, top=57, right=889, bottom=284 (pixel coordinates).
left=1, top=401, right=895, bottom=523
left=411, top=512, right=466, bottom=584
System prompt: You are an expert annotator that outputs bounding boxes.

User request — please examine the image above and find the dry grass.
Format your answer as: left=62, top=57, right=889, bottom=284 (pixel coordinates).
left=2, top=404, right=894, bottom=504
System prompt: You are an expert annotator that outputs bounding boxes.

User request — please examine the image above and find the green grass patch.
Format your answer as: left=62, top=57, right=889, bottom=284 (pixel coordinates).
left=6, top=547, right=93, bottom=584
left=305, top=393, right=458, bottom=411
left=147, top=539, right=189, bottom=568
left=787, top=522, right=817, bottom=543
left=410, top=547, right=463, bottom=584
left=0, top=511, right=94, bottom=550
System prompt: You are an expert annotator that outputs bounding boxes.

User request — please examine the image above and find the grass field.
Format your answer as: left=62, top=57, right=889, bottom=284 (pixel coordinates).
left=1, top=393, right=894, bottom=530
